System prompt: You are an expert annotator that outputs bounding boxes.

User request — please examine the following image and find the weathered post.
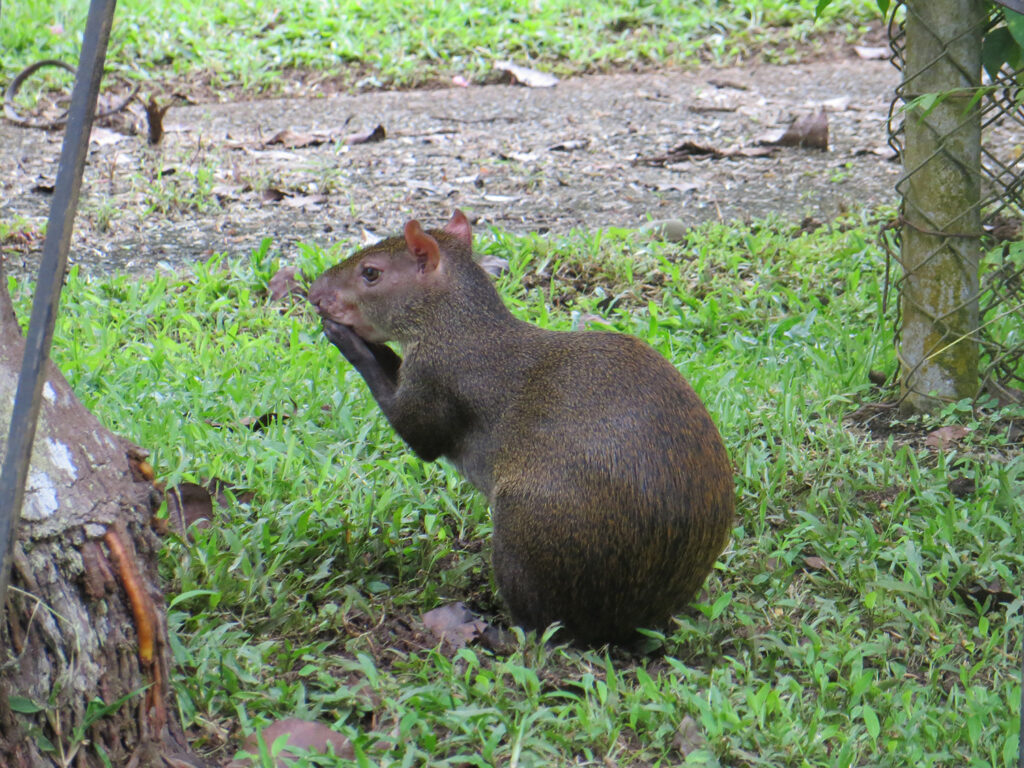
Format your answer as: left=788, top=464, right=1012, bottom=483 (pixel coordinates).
left=898, top=0, right=985, bottom=413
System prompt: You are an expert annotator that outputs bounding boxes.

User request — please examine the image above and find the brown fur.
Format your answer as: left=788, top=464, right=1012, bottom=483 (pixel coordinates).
left=308, top=211, right=733, bottom=644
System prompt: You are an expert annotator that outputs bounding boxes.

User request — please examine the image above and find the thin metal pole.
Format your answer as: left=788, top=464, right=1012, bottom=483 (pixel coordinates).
left=0, top=0, right=118, bottom=621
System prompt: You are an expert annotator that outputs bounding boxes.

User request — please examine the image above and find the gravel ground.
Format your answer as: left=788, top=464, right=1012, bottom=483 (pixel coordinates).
left=0, top=56, right=899, bottom=277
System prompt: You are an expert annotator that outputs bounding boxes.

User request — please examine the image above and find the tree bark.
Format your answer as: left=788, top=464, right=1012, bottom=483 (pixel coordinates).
left=0, top=267, right=190, bottom=767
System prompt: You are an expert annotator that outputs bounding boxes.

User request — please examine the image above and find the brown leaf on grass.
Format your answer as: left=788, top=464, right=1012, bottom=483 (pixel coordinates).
left=706, top=76, right=749, bottom=90
left=846, top=401, right=898, bottom=424
left=422, top=603, right=493, bottom=649
left=231, top=719, right=355, bottom=767
left=209, top=183, right=246, bottom=202
left=854, top=145, right=898, bottom=161
left=493, top=61, right=559, bottom=88
left=206, top=477, right=255, bottom=507
left=164, top=478, right=255, bottom=536
left=947, top=475, right=976, bottom=498
left=953, top=579, right=1016, bottom=613
left=638, top=140, right=775, bottom=165
left=206, top=402, right=295, bottom=432
left=344, top=123, right=386, bottom=144
left=265, top=128, right=331, bottom=148
left=984, top=215, right=1022, bottom=242
left=240, top=407, right=294, bottom=431
left=803, top=555, right=828, bottom=572
left=671, top=715, right=708, bottom=757
left=282, top=194, right=328, bottom=209
left=477, top=253, right=510, bottom=277
left=165, top=482, right=214, bottom=533
left=763, top=111, right=829, bottom=151
left=548, top=138, right=590, bottom=152
left=269, top=266, right=306, bottom=301
left=924, top=425, right=971, bottom=450
left=817, top=96, right=851, bottom=112
left=89, top=126, right=129, bottom=146
left=261, top=187, right=288, bottom=203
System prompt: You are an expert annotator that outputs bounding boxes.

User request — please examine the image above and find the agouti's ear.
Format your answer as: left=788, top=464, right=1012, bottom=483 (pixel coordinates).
left=404, top=219, right=441, bottom=273
left=444, top=209, right=473, bottom=249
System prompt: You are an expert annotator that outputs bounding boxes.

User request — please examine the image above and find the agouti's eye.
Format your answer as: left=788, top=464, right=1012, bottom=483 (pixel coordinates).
left=361, top=266, right=382, bottom=284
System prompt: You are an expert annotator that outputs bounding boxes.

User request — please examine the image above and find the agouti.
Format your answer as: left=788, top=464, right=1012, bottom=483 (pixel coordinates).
left=307, top=211, right=733, bottom=644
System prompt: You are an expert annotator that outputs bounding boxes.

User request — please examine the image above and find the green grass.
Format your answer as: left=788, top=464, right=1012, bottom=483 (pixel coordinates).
left=1, top=0, right=881, bottom=94
left=9, top=214, right=1020, bottom=766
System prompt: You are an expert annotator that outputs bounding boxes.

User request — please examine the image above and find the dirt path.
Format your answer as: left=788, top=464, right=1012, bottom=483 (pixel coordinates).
left=0, top=56, right=899, bottom=276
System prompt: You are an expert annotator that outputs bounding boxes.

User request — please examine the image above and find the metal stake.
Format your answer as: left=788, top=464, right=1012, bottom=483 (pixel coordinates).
left=0, top=0, right=118, bottom=627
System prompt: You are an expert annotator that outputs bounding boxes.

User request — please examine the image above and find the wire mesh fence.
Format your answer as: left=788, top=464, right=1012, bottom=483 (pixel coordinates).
left=884, top=0, right=1024, bottom=407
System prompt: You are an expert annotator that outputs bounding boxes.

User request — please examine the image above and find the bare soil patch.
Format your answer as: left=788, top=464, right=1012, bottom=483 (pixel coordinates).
left=0, top=56, right=899, bottom=277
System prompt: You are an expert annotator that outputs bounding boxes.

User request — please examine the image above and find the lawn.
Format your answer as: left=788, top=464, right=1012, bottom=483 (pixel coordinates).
left=8, top=212, right=1018, bottom=766
left=2, top=0, right=881, bottom=94
left=2, top=0, right=1022, bottom=765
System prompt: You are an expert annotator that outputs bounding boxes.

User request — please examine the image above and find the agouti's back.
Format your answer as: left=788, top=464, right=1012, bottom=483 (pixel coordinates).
left=488, top=328, right=733, bottom=642
left=307, top=210, right=733, bottom=644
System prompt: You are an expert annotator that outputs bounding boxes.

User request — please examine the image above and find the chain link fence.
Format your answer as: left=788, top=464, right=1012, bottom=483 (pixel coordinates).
left=884, top=0, right=1024, bottom=408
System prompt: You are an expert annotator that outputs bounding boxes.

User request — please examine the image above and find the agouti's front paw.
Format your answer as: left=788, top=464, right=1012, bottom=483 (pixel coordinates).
left=322, top=318, right=371, bottom=362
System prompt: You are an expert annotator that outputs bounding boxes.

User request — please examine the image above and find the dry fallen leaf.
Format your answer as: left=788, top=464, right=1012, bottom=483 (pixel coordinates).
left=924, top=425, right=971, bottom=450
left=854, top=145, right=899, bottom=161
left=548, top=138, right=590, bottom=152
left=281, top=193, right=327, bottom=209
left=493, top=61, right=559, bottom=88
left=953, top=579, right=1016, bottom=613
left=231, top=718, right=354, bottom=767
left=344, top=123, right=386, bottom=145
left=163, top=478, right=255, bottom=537
left=803, top=555, right=828, bottom=572
left=209, top=183, right=245, bottom=202
left=89, top=126, right=128, bottom=146
left=672, top=715, right=708, bottom=757
left=261, top=187, right=288, bottom=204
left=240, top=409, right=293, bottom=431
left=854, top=45, right=889, bottom=60
left=639, top=140, right=775, bottom=165
left=265, top=128, right=331, bottom=148
left=269, top=266, right=305, bottom=301
left=422, top=603, right=492, bottom=649
left=947, top=475, right=976, bottom=498
left=765, top=111, right=829, bottom=151
left=477, top=253, right=510, bottom=277
left=984, top=215, right=1022, bottom=242
left=817, top=96, right=851, bottom=112
left=165, top=482, right=214, bottom=533
left=652, top=179, right=701, bottom=194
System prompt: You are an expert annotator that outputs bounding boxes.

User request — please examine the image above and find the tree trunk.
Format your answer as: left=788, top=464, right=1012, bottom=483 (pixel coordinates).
left=898, top=0, right=985, bottom=414
left=0, top=268, right=191, bottom=767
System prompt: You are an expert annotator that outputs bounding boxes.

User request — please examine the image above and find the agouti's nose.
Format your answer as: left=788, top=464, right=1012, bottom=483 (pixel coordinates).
left=307, top=283, right=327, bottom=312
